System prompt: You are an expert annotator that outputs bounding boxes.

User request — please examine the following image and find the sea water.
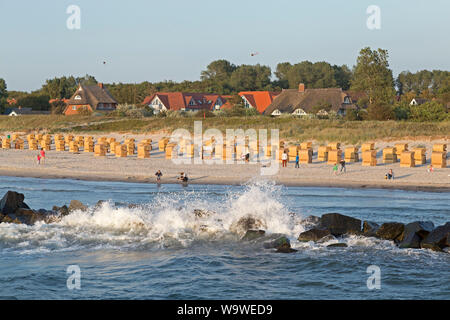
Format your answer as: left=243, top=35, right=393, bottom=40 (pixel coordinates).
left=0, top=176, right=448, bottom=299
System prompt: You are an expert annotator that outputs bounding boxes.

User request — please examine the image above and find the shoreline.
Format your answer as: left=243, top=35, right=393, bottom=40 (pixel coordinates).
left=1, top=168, right=449, bottom=193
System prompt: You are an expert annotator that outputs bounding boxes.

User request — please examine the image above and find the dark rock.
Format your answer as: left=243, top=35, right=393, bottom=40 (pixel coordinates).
left=193, top=209, right=214, bottom=218
left=52, top=205, right=69, bottom=216
left=276, top=243, right=297, bottom=253
left=375, top=222, right=405, bottom=242
left=0, top=213, right=5, bottom=222
left=298, top=228, right=331, bottom=242
left=421, top=222, right=450, bottom=252
left=317, top=234, right=337, bottom=243
left=68, top=200, right=88, bottom=212
left=241, top=229, right=265, bottom=241
left=230, top=216, right=266, bottom=236
left=263, top=236, right=291, bottom=249
left=1, top=215, right=21, bottom=224
left=15, top=208, right=46, bottom=225
left=300, top=215, right=321, bottom=228
left=320, top=213, right=362, bottom=236
left=399, top=221, right=435, bottom=249
left=362, top=221, right=380, bottom=236
left=0, top=191, right=30, bottom=215
left=327, top=243, right=348, bottom=248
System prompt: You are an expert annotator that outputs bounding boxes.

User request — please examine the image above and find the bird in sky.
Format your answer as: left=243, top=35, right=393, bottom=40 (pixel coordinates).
left=250, top=52, right=259, bottom=56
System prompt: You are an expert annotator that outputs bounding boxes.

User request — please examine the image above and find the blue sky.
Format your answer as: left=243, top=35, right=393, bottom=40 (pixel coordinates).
left=1, top=0, right=449, bottom=91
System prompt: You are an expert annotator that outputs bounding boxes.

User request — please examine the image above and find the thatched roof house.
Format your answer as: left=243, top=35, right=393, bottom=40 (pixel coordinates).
left=264, top=83, right=358, bottom=116
left=64, top=83, right=117, bottom=115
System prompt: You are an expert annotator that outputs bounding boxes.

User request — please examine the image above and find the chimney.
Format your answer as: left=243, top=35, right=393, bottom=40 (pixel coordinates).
left=298, top=83, right=305, bottom=92
left=98, top=82, right=104, bottom=89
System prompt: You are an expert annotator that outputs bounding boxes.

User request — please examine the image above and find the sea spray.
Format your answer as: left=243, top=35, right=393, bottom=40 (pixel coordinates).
left=0, top=181, right=305, bottom=253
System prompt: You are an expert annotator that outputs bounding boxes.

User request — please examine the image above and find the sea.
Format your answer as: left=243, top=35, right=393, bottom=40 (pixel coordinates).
left=0, top=176, right=448, bottom=299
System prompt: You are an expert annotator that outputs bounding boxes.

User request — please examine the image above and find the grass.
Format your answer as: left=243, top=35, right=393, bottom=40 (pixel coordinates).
left=0, top=115, right=449, bottom=144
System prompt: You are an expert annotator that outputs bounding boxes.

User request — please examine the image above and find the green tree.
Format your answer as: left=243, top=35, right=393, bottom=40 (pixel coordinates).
left=0, top=78, right=7, bottom=113
left=229, top=64, right=272, bottom=91
left=285, top=61, right=337, bottom=89
left=351, top=47, right=395, bottom=108
left=17, top=94, right=50, bottom=111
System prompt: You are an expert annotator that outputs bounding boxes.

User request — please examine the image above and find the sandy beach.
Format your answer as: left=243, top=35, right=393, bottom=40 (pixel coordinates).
left=0, top=133, right=449, bottom=191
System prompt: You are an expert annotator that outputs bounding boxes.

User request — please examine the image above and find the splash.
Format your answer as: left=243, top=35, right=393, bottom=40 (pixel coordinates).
left=0, top=181, right=305, bottom=254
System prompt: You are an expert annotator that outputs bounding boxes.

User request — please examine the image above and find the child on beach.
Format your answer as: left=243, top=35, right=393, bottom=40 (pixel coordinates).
left=385, top=169, right=394, bottom=180
left=37, top=153, right=41, bottom=165
left=427, top=164, right=434, bottom=173
left=40, top=148, right=46, bottom=164
left=333, top=163, right=338, bottom=175
left=282, top=151, right=288, bottom=167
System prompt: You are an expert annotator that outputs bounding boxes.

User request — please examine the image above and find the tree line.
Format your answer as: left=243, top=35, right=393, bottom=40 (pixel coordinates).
left=1, top=47, right=449, bottom=120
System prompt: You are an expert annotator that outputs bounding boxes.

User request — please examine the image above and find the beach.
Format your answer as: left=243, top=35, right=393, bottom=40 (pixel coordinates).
left=0, top=134, right=448, bottom=191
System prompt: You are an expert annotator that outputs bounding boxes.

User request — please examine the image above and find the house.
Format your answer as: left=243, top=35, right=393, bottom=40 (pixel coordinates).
left=64, top=83, right=118, bottom=115
left=263, top=83, right=357, bottom=117
left=5, top=107, right=50, bottom=116
left=6, top=107, right=33, bottom=116
left=238, top=91, right=280, bottom=114
left=142, top=92, right=230, bottom=113
left=410, top=98, right=429, bottom=106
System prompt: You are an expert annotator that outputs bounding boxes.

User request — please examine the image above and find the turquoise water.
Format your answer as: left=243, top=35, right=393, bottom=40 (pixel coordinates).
left=0, top=176, right=449, bottom=299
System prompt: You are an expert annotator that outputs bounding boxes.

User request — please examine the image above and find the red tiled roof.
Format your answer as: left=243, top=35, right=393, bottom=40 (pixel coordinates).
left=238, top=91, right=280, bottom=113
left=143, top=92, right=230, bottom=111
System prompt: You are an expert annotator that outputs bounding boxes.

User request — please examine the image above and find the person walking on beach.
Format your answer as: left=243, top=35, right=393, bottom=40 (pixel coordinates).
left=282, top=151, right=288, bottom=168
left=295, top=154, right=299, bottom=168
left=385, top=169, right=394, bottom=180
left=340, top=159, right=346, bottom=173
left=155, top=170, right=162, bottom=182
left=333, top=163, right=338, bottom=175
left=37, top=153, right=41, bottom=165
left=40, top=148, right=46, bottom=164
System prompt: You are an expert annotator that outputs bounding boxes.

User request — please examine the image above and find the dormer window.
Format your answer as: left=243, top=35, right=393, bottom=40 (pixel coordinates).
left=189, top=99, right=196, bottom=106
left=74, top=95, right=81, bottom=100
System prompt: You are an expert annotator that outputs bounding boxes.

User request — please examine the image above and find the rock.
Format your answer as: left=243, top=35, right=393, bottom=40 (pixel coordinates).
left=362, top=221, right=380, bottom=236
left=193, top=209, right=214, bottom=218
left=327, top=243, right=348, bottom=248
left=276, top=243, right=297, bottom=253
left=263, top=236, right=291, bottom=249
left=298, top=228, right=331, bottom=242
left=1, top=215, right=21, bottom=224
left=68, top=200, right=88, bottom=213
left=319, top=213, right=362, bottom=236
left=230, top=216, right=266, bottom=236
left=375, top=222, right=405, bottom=242
left=14, top=208, right=46, bottom=225
left=241, top=229, right=265, bottom=241
left=300, top=215, right=321, bottom=228
left=0, top=213, right=5, bottom=222
left=52, top=205, right=69, bottom=216
left=316, top=234, right=337, bottom=243
left=420, top=222, right=450, bottom=252
left=0, top=191, right=30, bottom=215
left=399, top=221, right=435, bottom=249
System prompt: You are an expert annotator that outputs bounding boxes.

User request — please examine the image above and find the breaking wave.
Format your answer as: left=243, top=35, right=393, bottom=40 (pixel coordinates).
left=0, top=181, right=307, bottom=254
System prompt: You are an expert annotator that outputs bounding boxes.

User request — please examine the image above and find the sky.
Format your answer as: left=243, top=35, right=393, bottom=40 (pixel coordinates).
left=1, top=0, right=449, bottom=92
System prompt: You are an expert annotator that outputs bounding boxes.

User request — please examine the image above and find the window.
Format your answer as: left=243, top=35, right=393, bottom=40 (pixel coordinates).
left=72, top=106, right=77, bottom=110
left=74, top=95, right=81, bottom=100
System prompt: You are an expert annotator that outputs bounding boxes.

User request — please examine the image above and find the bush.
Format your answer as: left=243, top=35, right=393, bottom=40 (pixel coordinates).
left=392, top=102, right=410, bottom=120
left=409, top=101, right=447, bottom=122
left=114, top=104, right=153, bottom=118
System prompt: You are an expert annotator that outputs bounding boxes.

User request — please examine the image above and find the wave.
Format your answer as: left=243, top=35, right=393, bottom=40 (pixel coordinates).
left=0, top=181, right=305, bottom=254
